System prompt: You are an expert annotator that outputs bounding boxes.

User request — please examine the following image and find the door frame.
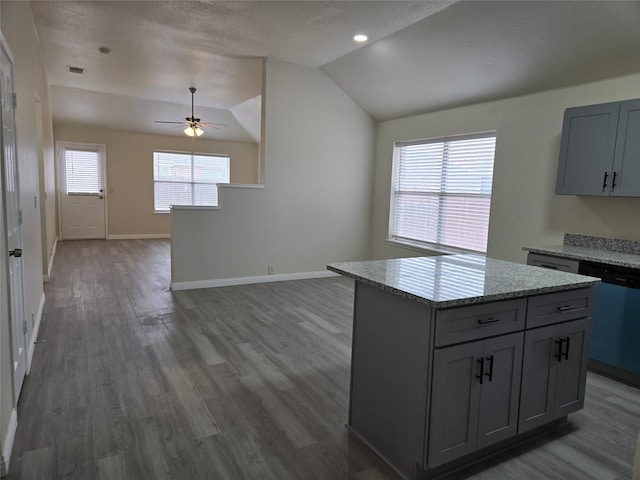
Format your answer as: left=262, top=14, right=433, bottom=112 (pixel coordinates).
left=56, top=141, right=108, bottom=240
left=0, top=31, right=28, bottom=403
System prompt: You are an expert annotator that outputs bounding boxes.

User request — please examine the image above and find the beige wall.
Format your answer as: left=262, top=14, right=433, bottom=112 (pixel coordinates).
left=38, top=80, right=57, bottom=279
left=1, top=1, right=54, bottom=469
left=53, top=126, right=259, bottom=237
left=171, top=60, right=375, bottom=284
left=372, top=73, right=640, bottom=264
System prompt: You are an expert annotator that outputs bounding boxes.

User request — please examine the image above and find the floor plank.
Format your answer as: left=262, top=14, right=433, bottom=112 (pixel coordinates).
left=6, top=239, right=640, bottom=479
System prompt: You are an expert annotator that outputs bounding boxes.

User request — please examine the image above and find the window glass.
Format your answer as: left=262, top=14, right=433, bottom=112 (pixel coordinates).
left=153, top=151, right=230, bottom=211
left=65, top=148, right=101, bottom=194
left=389, top=133, right=496, bottom=253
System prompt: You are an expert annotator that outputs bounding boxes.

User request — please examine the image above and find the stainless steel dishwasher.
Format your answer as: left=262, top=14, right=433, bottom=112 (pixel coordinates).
left=579, top=261, right=640, bottom=387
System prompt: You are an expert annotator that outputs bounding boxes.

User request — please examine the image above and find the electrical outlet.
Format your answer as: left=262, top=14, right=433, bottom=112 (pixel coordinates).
left=267, top=265, right=274, bottom=275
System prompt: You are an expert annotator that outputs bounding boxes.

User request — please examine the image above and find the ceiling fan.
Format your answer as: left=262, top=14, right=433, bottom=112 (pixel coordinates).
left=155, top=87, right=226, bottom=137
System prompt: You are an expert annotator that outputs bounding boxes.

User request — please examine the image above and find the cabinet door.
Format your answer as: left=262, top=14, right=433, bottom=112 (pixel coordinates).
left=519, top=318, right=591, bottom=433
left=556, top=102, right=620, bottom=196
left=428, top=341, right=482, bottom=468
left=554, top=318, right=591, bottom=417
left=518, top=324, right=560, bottom=433
left=611, top=99, right=640, bottom=196
left=477, top=332, right=523, bottom=449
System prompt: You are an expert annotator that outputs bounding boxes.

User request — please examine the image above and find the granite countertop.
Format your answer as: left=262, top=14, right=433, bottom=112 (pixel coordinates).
left=327, top=254, right=599, bottom=309
left=523, top=245, right=640, bottom=270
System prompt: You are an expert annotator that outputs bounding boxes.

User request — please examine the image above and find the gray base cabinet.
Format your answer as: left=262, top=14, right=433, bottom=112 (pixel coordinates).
left=556, top=98, right=640, bottom=197
left=527, top=252, right=579, bottom=273
left=349, top=283, right=432, bottom=479
left=348, top=282, right=593, bottom=480
left=428, top=332, right=523, bottom=468
left=519, top=318, right=590, bottom=433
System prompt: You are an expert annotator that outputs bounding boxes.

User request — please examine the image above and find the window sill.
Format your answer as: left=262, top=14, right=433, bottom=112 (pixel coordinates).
left=386, top=238, right=485, bottom=257
left=169, top=205, right=221, bottom=211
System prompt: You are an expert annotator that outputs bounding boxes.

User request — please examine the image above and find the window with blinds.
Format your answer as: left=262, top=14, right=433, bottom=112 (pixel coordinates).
left=389, top=133, right=496, bottom=253
left=65, top=148, right=101, bottom=194
left=153, top=151, right=230, bottom=211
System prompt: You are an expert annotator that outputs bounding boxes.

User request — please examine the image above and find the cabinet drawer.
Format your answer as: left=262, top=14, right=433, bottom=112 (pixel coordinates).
left=435, top=299, right=526, bottom=347
left=527, top=253, right=579, bottom=273
left=526, top=288, right=593, bottom=329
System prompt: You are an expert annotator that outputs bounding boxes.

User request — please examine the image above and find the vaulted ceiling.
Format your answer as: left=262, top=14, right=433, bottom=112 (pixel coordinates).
left=30, top=1, right=640, bottom=143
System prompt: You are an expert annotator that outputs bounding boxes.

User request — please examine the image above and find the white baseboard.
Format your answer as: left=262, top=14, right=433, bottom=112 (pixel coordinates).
left=171, top=270, right=339, bottom=291
left=1, top=408, right=17, bottom=475
left=43, top=237, right=58, bottom=282
left=27, top=292, right=46, bottom=374
left=106, top=233, right=170, bottom=240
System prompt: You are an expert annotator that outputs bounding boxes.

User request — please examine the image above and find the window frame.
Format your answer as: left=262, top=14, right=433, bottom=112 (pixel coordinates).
left=152, top=150, right=230, bottom=213
left=388, top=131, right=497, bottom=255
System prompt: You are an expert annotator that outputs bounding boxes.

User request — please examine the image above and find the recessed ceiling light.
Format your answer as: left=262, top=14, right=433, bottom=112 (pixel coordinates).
left=354, top=34, right=368, bottom=43
left=67, top=66, right=85, bottom=74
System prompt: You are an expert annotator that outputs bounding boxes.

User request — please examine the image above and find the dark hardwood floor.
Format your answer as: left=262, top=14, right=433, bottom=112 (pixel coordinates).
left=6, top=239, right=640, bottom=479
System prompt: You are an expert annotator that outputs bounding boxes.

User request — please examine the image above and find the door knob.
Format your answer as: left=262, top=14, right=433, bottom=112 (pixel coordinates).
left=9, top=248, right=22, bottom=258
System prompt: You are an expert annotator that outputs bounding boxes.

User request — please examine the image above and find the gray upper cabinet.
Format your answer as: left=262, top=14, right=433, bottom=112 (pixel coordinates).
left=611, top=100, right=640, bottom=196
left=556, top=98, right=640, bottom=197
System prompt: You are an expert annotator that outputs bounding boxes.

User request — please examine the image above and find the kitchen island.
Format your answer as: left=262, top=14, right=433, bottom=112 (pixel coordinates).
left=327, top=254, right=600, bottom=480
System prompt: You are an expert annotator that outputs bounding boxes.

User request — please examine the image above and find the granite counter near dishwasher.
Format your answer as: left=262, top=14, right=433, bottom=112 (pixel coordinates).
left=327, top=253, right=599, bottom=309
left=523, top=233, right=640, bottom=270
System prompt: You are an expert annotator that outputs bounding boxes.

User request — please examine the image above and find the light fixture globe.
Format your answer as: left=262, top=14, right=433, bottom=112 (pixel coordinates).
left=184, top=124, right=204, bottom=137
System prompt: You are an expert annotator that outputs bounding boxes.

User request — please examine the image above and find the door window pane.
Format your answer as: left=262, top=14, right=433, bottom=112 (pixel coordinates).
left=65, top=149, right=100, bottom=194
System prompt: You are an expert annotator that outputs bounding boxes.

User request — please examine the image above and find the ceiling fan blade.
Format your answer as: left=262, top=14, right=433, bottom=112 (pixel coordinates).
left=155, top=88, right=226, bottom=137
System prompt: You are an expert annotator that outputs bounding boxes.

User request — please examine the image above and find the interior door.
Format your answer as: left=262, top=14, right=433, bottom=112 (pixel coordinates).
left=1, top=39, right=27, bottom=400
left=59, top=143, right=106, bottom=239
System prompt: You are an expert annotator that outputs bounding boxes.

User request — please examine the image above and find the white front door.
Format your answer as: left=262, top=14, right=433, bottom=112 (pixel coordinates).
left=1, top=38, right=27, bottom=400
left=59, top=143, right=107, bottom=239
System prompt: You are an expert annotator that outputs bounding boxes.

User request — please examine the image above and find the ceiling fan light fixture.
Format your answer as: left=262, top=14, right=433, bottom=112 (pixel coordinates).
left=184, top=125, right=204, bottom=137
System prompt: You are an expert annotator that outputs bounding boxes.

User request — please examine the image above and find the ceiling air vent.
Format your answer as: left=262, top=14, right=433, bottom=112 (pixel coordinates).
left=67, top=66, right=85, bottom=74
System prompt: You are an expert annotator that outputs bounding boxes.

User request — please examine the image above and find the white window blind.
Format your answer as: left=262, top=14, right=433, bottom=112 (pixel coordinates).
left=153, top=151, right=230, bottom=211
left=65, top=148, right=101, bottom=194
left=389, top=133, right=496, bottom=253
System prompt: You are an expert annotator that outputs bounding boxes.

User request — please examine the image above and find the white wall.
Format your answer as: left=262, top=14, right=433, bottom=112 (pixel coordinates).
left=172, top=60, right=375, bottom=284
left=37, top=96, right=57, bottom=280
left=372, top=73, right=640, bottom=264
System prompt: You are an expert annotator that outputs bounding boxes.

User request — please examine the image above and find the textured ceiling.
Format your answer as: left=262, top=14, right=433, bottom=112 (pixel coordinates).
left=29, top=1, right=640, bottom=140
left=323, top=0, right=640, bottom=121
left=30, top=0, right=453, bottom=141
